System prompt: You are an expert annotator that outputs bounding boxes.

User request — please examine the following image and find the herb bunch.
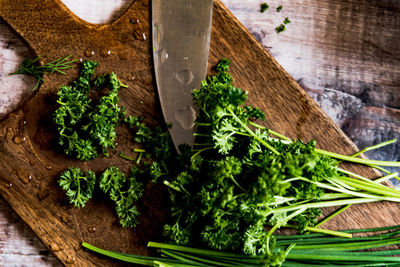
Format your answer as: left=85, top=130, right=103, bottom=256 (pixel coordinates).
left=56, top=59, right=400, bottom=265
left=54, top=60, right=127, bottom=161
left=161, top=59, right=400, bottom=258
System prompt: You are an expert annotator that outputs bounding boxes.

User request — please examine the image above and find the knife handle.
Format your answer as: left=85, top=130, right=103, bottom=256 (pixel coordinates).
left=0, top=0, right=150, bottom=62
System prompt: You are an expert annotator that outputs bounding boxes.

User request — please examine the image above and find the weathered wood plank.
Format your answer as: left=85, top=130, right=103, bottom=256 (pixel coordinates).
left=0, top=196, right=61, bottom=266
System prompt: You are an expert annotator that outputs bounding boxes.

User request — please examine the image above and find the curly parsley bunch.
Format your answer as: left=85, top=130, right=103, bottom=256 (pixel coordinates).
left=161, top=59, right=400, bottom=261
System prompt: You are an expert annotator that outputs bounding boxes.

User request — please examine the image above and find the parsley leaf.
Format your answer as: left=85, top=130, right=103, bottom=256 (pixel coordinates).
left=58, top=167, right=96, bottom=207
left=100, top=167, right=144, bottom=228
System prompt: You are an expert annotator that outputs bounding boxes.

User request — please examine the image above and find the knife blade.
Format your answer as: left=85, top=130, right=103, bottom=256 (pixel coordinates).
left=152, top=0, right=213, bottom=151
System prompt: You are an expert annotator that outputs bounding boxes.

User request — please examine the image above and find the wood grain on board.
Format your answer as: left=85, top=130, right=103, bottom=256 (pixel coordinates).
left=0, top=0, right=399, bottom=266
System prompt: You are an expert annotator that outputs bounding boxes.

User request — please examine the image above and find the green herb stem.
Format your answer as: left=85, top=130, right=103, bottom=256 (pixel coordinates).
left=350, top=139, right=397, bottom=157
left=266, top=208, right=306, bottom=254
left=267, top=198, right=379, bottom=216
left=316, top=148, right=400, bottom=167
left=248, top=121, right=291, bottom=141
left=120, top=152, right=135, bottom=161
left=314, top=204, right=351, bottom=228
left=227, top=107, right=280, bottom=155
left=374, top=172, right=399, bottom=184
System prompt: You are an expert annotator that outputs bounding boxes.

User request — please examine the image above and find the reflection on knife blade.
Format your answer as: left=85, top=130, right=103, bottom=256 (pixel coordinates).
left=152, top=0, right=214, bottom=151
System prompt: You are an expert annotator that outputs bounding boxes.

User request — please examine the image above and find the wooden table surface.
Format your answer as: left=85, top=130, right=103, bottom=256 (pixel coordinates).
left=0, top=0, right=399, bottom=266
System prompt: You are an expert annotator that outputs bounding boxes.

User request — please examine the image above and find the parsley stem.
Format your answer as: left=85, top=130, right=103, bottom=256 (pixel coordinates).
left=314, top=204, right=352, bottom=228
left=351, top=139, right=397, bottom=157
left=374, top=172, right=399, bottom=184
left=248, top=121, right=292, bottom=141
left=284, top=224, right=352, bottom=238
left=285, top=176, right=400, bottom=201
left=317, top=140, right=398, bottom=227
left=372, top=165, right=400, bottom=182
left=136, top=152, right=143, bottom=164
left=337, top=168, right=374, bottom=183
left=267, top=198, right=379, bottom=215
left=320, top=193, right=353, bottom=199
left=193, top=133, right=210, bottom=137
left=227, top=107, right=280, bottom=155
left=292, top=237, right=400, bottom=251
left=195, top=122, right=211, bottom=126
left=337, top=176, right=400, bottom=198
left=163, top=180, right=181, bottom=192
left=249, top=121, right=400, bottom=168
left=316, top=148, right=400, bottom=167
left=120, top=152, right=135, bottom=161
left=191, top=147, right=212, bottom=159
left=266, top=208, right=306, bottom=254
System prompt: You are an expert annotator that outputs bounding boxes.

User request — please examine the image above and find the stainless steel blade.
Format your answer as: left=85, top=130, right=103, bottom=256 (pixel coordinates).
left=152, top=0, right=213, bottom=151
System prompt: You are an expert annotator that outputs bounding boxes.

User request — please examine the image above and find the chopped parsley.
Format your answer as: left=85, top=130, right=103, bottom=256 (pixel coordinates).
left=260, top=3, right=269, bottom=13
left=275, top=24, right=286, bottom=33
left=54, top=60, right=127, bottom=161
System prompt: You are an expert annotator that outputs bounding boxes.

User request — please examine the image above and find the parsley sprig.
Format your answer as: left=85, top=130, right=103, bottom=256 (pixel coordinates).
left=59, top=167, right=95, bottom=207
left=54, top=60, right=127, bottom=161
left=100, top=167, right=143, bottom=228
left=59, top=166, right=143, bottom=228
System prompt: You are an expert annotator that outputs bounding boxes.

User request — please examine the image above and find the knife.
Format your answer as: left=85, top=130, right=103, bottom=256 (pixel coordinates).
left=152, top=0, right=214, bottom=152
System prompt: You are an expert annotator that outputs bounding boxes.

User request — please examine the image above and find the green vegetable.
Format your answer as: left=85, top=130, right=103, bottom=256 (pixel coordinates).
left=9, top=55, right=78, bottom=91
left=276, top=5, right=283, bottom=12
left=58, top=167, right=95, bottom=207
left=59, top=166, right=144, bottom=228
left=82, top=225, right=400, bottom=266
left=100, top=166, right=144, bottom=228
left=283, top=17, right=291, bottom=24
left=261, top=3, right=269, bottom=13
left=161, top=59, right=400, bottom=257
left=275, top=24, right=286, bottom=33
left=54, top=60, right=127, bottom=161
left=125, top=115, right=174, bottom=162
left=61, top=59, right=400, bottom=265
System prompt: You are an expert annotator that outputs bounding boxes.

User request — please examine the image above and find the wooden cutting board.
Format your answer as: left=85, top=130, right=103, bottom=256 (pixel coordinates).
left=0, top=0, right=399, bottom=265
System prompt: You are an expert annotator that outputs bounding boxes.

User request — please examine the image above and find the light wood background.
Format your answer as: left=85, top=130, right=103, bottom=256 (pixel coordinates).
left=0, top=0, right=398, bottom=266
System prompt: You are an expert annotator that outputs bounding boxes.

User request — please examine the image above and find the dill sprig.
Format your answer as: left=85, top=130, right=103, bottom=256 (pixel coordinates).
left=9, top=55, right=78, bottom=91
